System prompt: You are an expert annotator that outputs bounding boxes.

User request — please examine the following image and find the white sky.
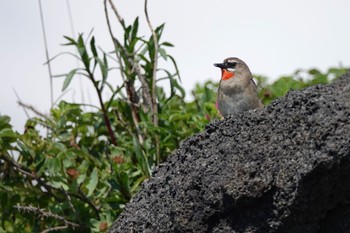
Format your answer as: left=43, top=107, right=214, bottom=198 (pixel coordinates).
left=1, top=0, right=350, bottom=132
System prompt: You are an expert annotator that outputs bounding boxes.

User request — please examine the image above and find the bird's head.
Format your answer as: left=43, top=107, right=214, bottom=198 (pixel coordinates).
left=214, top=57, right=250, bottom=81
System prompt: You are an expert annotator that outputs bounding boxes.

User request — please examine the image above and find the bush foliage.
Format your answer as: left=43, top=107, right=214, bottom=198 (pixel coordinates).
left=0, top=2, right=348, bottom=232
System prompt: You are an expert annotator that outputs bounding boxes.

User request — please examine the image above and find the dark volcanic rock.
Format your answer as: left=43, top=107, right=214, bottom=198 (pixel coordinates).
left=109, top=72, right=350, bottom=233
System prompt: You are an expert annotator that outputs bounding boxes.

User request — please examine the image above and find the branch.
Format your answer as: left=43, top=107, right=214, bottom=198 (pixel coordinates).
left=126, top=81, right=144, bottom=144
left=103, top=1, right=126, bottom=83
left=17, top=101, right=50, bottom=120
left=84, top=56, right=117, bottom=146
left=107, top=0, right=124, bottom=26
left=133, top=59, right=153, bottom=110
left=144, top=0, right=160, bottom=164
left=61, top=188, right=76, bottom=214
left=78, top=184, right=100, bottom=218
left=0, top=151, right=62, bottom=201
left=104, top=0, right=145, bottom=145
left=14, top=205, right=80, bottom=230
left=144, top=0, right=158, bottom=121
left=93, top=79, right=118, bottom=146
left=13, top=88, right=30, bottom=118
left=38, top=0, right=54, bottom=106
left=105, top=0, right=152, bottom=109
left=41, top=225, right=67, bottom=233
left=1, top=152, right=100, bottom=218
left=105, top=143, right=114, bottom=175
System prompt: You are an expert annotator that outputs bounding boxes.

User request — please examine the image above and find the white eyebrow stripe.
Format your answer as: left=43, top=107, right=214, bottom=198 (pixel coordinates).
left=225, top=60, right=238, bottom=64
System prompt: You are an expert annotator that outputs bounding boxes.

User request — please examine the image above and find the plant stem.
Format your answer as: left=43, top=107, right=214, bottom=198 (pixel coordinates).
left=104, top=0, right=144, bottom=145
left=91, top=76, right=117, bottom=146
left=2, top=151, right=101, bottom=219
left=144, top=0, right=160, bottom=164
left=38, top=0, right=54, bottom=107
left=14, top=205, right=80, bottom=230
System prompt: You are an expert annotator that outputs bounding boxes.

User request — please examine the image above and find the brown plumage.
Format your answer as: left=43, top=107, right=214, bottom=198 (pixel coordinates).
left=214, top=57, right=263, bottom=117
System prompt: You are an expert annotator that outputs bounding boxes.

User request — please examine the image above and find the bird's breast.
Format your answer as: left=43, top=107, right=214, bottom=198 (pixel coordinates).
left=219, top=80, right=246, bottom=96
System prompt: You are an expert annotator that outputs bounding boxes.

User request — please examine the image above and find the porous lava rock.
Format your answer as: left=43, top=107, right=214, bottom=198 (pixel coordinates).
left=109, top=72, right=350, bottom=233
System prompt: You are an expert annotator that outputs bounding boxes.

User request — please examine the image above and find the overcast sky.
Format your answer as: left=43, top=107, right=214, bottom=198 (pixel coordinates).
left=1, top=0, right=350, bottom=132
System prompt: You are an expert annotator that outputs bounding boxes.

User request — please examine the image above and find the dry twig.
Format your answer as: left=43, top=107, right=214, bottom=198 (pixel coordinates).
left=41, top=225, right=67, bottom=233
left=144, top=0, right=160, bottom=164
left=105, top=0, right=152, bottom=109
left=1, top=151, right=101, bottom=218
left=38, top=0, right=54, bottom=106
left=0, top=151, right=62, bottom=201
left=104, top=0, right=145, bottom=145
left=14, top=204, right=80, bottom=230
left=17, top=101, right=50, bottom=120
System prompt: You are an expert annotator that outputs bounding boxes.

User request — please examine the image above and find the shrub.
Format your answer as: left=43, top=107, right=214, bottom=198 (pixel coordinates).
left=0, top=1, right=347, bottom=232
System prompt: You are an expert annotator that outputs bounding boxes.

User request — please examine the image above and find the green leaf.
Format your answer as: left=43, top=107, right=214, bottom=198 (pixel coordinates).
left=0, top=115, right=11, bottom=129
left=77, top=173, right=86, bottom=185
left=131, top=17, right=139, bottom=41
left=90, top=36, right=98, bottom=58
left=62, top=157, right=74, bottom=168
left=161, top=41, right=174, bottom=47
left=311, top=74, right=328, bottom=85
left=159, top=48, right=167, bottom=60
left=47, top=157, right=61, bottom=176
left=103, top=52, right=108, bottom=73
left=50, top=179, right=69, bottom=190
left=116, top=171, right=131, bottom=200
left=308, top=68, right=321, bottom=75
left=78, top=160, right=90, bottom=173
left=77, top=34, right=84, bottom=48
left=159, top=69, right=175, bottom=99
left=77, top=34, right=90, bottom=68
left=132, top=137, right=150, bottom=178
left=86, top=167, right=98, bottom=197
left=62, top=69, right=77, bottom=91
left=96, top=57, right=108, bottom=82
left=0, top=128, right=17, bottom=139
left=124, top=25, right=132, bottom=45
left=168, top=55, right=181, bottom=82
left=62, top=35, right=77, bottom=46
left=3, top=221, right=14, bottom=232
left=155, top=23, right=165, bottom=40
left=169, top=113, right=190, bottom=122
left=130, top=176, right=145, bottom=193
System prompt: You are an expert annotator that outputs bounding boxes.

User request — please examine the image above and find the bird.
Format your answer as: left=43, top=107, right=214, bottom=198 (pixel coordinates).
left=214, top=57, right=264, bottom=117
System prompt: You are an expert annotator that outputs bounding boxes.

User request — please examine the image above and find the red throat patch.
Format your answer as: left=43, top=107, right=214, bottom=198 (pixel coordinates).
left=221, top=69, right=234, bottom=80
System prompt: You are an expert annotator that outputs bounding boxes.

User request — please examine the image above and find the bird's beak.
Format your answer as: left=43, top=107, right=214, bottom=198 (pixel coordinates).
left=214, top=63, right=227, bottom=69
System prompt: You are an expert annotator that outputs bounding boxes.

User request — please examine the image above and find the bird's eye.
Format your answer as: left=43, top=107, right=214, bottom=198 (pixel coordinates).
left=226, top=62, right=237, bottom=69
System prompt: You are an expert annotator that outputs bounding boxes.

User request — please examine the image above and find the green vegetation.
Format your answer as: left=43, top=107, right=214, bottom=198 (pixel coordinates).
left=0, top=2, right=348, bottom=232
left=255, top=67, right=347, bottom=105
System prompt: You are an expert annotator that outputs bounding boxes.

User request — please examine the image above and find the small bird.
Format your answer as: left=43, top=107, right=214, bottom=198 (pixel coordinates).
left=214, top=57, right=263, bottom=117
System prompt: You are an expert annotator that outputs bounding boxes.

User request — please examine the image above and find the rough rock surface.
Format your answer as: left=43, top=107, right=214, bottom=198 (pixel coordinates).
left=109, top=72, right=350, bottom=233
